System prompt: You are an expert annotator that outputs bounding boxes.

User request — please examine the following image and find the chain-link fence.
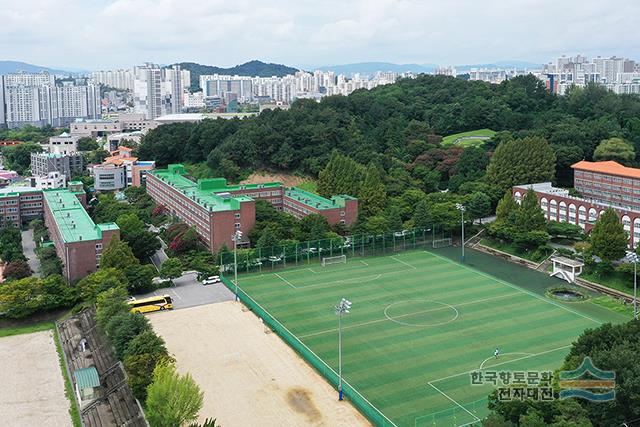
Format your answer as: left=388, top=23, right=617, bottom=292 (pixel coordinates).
left=219, top=226, right=454, bottom=274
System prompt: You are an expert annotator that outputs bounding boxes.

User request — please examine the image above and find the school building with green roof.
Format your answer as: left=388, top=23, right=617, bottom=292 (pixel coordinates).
left=146, top=164, right=358, bottom=253
left=42, top=186, right=119, bottom=282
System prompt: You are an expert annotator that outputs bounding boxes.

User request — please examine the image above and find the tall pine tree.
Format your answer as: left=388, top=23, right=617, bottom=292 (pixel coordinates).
left=317, top=151, right=364, bottom=198
left=358, top=163, right=387, bottom=217
left=591, top=208, right=628, bottom=264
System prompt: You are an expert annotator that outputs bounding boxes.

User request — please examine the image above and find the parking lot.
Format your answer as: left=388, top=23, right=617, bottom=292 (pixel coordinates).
left=137, top=272, right=235, bottom=310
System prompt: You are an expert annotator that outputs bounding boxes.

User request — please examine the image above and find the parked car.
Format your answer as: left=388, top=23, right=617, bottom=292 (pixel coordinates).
left=202, top=275, right=221, bottom=285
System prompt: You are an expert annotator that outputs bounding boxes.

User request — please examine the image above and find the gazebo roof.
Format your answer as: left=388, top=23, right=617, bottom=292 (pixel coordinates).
left=551, top=256, right=584, bottom=268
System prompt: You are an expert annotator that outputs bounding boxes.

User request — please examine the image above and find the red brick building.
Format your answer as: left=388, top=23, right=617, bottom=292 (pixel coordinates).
left=42, top=186, right=119, bottom=282
left=146, top=164, right=358, bottom=253
left=513, top=160, right=640, bottom=248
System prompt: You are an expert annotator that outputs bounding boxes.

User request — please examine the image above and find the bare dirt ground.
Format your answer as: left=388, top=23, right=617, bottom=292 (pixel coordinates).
left=150, top=302, right=371, bottom=427
left=0, top=330, right=72, bottom=427
left=241, top=171, right=310, bottom=188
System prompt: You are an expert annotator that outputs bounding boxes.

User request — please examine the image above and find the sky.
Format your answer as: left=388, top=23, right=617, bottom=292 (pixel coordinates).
left=1, top=0, right=639, bottom=71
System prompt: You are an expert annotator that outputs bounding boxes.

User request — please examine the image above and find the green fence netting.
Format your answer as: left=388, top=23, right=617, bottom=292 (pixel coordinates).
left=220, top=274, right=399, bottom=427
left=219, top=226, right=454, bottom=274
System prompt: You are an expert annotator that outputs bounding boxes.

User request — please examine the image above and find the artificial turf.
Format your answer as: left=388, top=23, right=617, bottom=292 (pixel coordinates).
left=233, top=249, right=625, bottom=426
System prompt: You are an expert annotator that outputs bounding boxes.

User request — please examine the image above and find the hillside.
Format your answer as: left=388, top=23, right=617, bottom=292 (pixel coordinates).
left=0, top=60, right=79, bottom=75
left=174, top=60, right=300, bottom=91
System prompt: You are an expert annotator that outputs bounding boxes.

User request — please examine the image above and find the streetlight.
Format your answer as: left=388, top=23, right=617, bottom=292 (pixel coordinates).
left=232, top=230, right=243, bottom=301
left=456, top=203, right=466, bottom=263
left=335, top=298, right=352, bottom=401
left=625, top=251, right=638, bottom=320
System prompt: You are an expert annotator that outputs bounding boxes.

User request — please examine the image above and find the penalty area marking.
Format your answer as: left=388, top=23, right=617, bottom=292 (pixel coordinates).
left=479, top=352, right=533, bottom=369
left=274, top=273, right=297, bottom=289
left=427, top=382, right=481, bottom=423
left=384, top=300, right=459, bottom=327
left=391, top=256, right=417, bottom=269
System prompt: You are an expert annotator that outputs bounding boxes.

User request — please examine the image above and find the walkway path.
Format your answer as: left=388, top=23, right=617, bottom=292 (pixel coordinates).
left=22, top=229, right=41, bottom=277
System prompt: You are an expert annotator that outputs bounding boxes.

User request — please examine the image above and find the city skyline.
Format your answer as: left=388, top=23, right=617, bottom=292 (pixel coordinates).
left=1, top=0, right=638, bottom=70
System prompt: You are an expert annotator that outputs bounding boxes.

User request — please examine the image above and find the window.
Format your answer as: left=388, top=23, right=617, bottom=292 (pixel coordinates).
left=234, top=222, right=241, bottom=229
left=234, top=213, right=241, bottom=219
left=340, top=211, right=345, bottom=216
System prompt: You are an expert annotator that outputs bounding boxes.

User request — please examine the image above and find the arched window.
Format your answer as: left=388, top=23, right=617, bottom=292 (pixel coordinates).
left=588, top=208, right=597, bottom=223
left=514, top=191, right=522, bottom=204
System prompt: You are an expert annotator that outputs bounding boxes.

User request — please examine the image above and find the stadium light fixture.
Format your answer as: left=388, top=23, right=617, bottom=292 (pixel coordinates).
left=335, top=298, right=352, bottom=401
left=456, top=203, right=466, bottom=263
left=232, top=230, right=243, bottom=301
left=625, top=251, right=638, bottom=320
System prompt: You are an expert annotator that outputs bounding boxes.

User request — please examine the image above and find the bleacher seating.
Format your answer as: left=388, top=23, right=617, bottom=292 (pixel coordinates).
left=57, top=308, right=147, bottom=427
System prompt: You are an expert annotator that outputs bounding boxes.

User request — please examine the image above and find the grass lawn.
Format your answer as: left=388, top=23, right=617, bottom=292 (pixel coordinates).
left=296, top=180, right=318, bottom=193
left=228, top=249, right=623, bottom=426
left=441, top=129, right=496, bottom=147
left=479, top=237, right=551, bottom=263
left=0, top=321, right=55, bottom=338
left=591, top=296, right=635, bottom=317
left=580, top=270, right=634, bottom=296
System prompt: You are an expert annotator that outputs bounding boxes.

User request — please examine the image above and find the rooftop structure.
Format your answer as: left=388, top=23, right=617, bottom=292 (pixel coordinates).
left=42, top=189, right=118, bottom=243
left=572, top=160, right=640, bottom=179
left=149, top=165, right=252, bottom=212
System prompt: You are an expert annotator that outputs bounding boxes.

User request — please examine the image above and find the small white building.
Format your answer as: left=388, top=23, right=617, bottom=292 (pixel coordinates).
left=93, top=164, right=126, bottom=191
left=32, top=171, right=67, bottom=189
left=44, top=132, right=80, bottom=155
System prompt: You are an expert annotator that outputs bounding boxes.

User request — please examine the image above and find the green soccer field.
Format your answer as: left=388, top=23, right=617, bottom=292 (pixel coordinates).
left=230, top=249, right=623, bottom=426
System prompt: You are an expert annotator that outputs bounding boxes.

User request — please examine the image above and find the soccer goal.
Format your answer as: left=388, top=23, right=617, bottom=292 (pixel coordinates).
left=432, top=238, right=453, bottom=248
left=322, top=255, right=347, bottom=267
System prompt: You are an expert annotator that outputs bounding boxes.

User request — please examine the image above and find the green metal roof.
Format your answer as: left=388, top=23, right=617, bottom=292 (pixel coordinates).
left=42, top=188, right=119, bottom=243
left=0, top=186, right=41, bottom=199
left=284, top=187, right=354, bottom=210
left=149, top=165, right=253, bottom=212
left=74, top=366, right=100, bottom=390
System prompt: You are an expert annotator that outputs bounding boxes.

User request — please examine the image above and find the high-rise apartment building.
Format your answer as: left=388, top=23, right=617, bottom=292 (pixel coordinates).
left=1, top=72, right=100, bottom=128
left=132, top=64, right=187, bottom=119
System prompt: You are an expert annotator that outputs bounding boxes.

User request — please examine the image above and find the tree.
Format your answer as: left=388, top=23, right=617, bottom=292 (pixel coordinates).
left=76, top=137, right=100, bottom=151
left=0, top=275, right=78, bottom=319
left=295, top=214, right=332, bottom=242
left=317, top=151, right=364, bottom=198
left=160, top=258, right=183, bottom=279
left=78, top=268, right=129, bottom=301
left=146, top=361, right=204, bottom=427
left=465, top=192, right=492, bottom=223
left=590, top=208, right=627, bottom=265
left=106, top=312, right=150, bottom=359
left=486, top=137, right=556, bottom=193
left=515, top=189, right=546, bottom=233
left=100, top=237, right=139, bottom=270
left=0, top=142, right=42, bottom=174
left=124, top=264, right=156, bottom=294
left=560, top=320, right=640, bottom=425
left=168, top=227, right=199, bottom=254
left=116, top=213, right=161, bottom=261
left=593, top=137, right=635, bottom=165
left=495, top=192, right=519, bottom=226
left=95, top=286, right=130, bottom=331
left=3, top=260, right=32, bottom=280
left=358, top=163, right=387, bottom=217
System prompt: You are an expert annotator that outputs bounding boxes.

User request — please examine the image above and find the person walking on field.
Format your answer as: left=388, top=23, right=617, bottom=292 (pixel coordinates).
left=494, top=347, right=500, bottom=359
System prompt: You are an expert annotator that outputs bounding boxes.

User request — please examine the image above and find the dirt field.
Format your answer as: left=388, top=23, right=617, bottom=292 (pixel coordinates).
left=241, top=171, right=310, bottom=187
left=0, top=330, right=72, bottom=427
left=150, top=302, right=371, bottom=427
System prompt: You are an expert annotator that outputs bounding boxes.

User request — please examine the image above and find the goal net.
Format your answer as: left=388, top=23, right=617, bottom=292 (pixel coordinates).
left=432, top=238, right=453, bottom=248
left=322, top=255, right=347, bottom=267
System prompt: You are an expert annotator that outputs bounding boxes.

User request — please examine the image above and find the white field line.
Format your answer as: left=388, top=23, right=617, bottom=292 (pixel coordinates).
left=429, top=344, right=572, bottom=384
left=424, top=251, right=602, bottom=325
left=274, top=273, right=297, bottom=289
left=298, top=292, right=521, bottom=339
left=232, top=280, right=399, bottom=427
left=359, top=260, right=369, bottom=266
left=169, top=288, right=182, bottom=300
left=391, top=255, right=417, bottom=269
left=427, top=382, right=481, bottom=423
left=479, top=352, right=533, bottom=369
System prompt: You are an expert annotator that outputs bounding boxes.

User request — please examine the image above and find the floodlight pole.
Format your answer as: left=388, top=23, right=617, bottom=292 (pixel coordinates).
left=233, top=230, right=243, bottom=301
left=335, top=298, right=351, bottom=401
left=625, top=251, right=638, bottom=320
left=456, top=204, right=466, bottom=263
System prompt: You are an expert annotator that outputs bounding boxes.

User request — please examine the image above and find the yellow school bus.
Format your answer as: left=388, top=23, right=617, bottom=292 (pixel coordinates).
left=128, top=295, right=173, bottom=314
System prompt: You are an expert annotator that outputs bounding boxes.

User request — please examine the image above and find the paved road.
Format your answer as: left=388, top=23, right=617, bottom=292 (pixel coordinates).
left=136, top=271, right=234, bottom=310
left=21, top=229, right=41, bottom=277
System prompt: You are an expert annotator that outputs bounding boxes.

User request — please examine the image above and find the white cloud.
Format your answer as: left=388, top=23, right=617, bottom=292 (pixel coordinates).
left=0, top=0, right=638, bottom=69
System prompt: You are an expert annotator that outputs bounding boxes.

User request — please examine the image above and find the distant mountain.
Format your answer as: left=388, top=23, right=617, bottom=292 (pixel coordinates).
left=0, top=60, right=81, bottom=75
left=455, top=60, right=542, bottom=71
left=312, top=62, right=437, bottom=76
left=311, top=60, right=542, bottom=76
left=174, top=60, right=300, bottom=90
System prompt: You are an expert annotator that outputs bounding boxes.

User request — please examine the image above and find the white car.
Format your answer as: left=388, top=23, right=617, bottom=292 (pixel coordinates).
left=202, top=276, right=221, bottom=285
